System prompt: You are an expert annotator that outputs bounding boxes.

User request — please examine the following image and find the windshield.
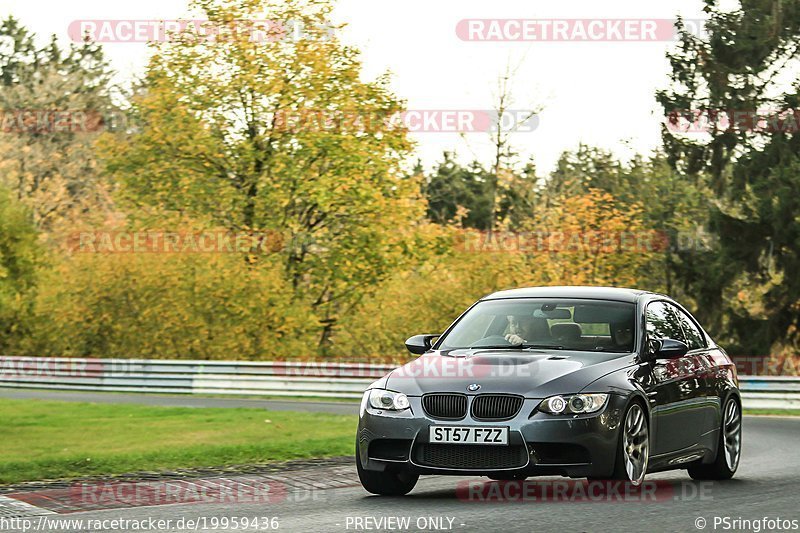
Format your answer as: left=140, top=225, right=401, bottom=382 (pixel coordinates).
left=437, top=298, right=636, bottom=353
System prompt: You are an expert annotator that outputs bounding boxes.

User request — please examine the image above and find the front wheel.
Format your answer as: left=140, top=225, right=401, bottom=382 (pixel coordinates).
left=356, top=439, right=418, bottom=496
left=688, top=397, right=741, bottom=480
left=610, top=402, right=650, bottom=486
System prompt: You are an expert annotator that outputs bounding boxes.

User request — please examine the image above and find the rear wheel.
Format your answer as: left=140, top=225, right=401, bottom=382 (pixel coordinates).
left=688, top=397, right=741, bottom=480
left=356, top=439, right=418, bottom=495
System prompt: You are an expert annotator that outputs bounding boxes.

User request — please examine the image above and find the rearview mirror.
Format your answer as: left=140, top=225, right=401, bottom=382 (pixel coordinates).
left=533, top=308, right=571, bottom=319
left=650, top=338, right=689, bottom=359
left=405, top=334, right=440, bottom=355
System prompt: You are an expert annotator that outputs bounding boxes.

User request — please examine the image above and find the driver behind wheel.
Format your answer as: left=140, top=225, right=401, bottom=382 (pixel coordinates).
left=504, top=315, right=539, bottom=345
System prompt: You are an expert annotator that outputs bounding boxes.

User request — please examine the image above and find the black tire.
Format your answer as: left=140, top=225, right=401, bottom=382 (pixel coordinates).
left=356, top=439, right=418, bottom=496
left=688, top=396, right=741, bottom=480
left=606, top=400, right=650, bottom=486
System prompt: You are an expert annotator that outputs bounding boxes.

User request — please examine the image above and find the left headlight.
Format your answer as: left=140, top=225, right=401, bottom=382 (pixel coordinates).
left=368, top=389, right=410, bottom=411
left=538, top=393, right=609, bottom=415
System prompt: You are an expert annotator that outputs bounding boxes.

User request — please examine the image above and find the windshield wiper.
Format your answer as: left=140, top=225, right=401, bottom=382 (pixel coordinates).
left=467, top=345, right=520, bottom=350
left=467, top=343, right=566, bottom=350
left=520, top=343, right=566, bottom=350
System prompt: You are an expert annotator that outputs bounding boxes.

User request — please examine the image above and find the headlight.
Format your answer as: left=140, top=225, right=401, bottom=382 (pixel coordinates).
left=368, top=389, right=410, bottom=411
left=538, top=393, right=609, bottom=415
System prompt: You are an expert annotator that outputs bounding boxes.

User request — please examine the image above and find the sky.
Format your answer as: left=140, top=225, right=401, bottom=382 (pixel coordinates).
left=0, top=0, right=710, bottom=174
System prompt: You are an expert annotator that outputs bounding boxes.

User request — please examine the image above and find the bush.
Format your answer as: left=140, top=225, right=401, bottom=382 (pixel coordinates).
left=0, top=187, right=41, bottom=351
left=23, top=253, right=316, bottom=360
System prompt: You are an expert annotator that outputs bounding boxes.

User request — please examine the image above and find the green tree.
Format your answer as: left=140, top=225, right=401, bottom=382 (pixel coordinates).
left=423, top=153, right=493, bottom=229
left=546, top=145, right=624, bottom=201
left=423, top=154, right=539, bottom=231
left=658, top=0, right=800, bottom=357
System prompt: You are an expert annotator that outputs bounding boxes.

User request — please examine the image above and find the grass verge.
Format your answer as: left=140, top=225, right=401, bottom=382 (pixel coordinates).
left=744, top=408, right=800, bottom=417
left=0, top=398, right=357, bottom=484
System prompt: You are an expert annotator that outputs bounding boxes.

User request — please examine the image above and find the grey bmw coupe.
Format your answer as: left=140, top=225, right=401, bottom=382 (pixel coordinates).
left=356, top=286, right=742, bottom=495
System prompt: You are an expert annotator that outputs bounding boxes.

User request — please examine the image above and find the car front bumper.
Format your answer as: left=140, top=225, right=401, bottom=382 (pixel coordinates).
left=357, top=393, right=628, bottom=478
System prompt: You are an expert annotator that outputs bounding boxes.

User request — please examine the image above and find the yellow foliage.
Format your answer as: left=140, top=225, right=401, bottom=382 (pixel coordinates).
left=22, top=253, right=316, bottom=360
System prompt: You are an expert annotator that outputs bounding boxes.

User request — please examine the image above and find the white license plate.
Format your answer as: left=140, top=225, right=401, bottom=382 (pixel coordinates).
left=429, top=426, right=508, bottom=445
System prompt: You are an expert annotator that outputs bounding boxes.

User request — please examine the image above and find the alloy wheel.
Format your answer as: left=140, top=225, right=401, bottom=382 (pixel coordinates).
left=622, top=403, right=649, bottom=486
left=723, top=399, right=742, bottom=471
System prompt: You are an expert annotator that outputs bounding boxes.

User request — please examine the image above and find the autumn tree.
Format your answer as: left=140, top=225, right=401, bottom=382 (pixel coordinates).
left=520, top=188, right=660, bottom=288
left=100, top=0, right=425, bottom=353
left=0, top=17, right=117, bottom=233
left=0, top=186, right=41, bottom=351
left=545, top=145, right=712, bottom=296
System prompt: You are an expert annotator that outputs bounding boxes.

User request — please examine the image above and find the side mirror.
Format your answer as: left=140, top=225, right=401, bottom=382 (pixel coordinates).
left=405, top=334, right=440, bottom=355
left=650, top=338, right=689, bottom=360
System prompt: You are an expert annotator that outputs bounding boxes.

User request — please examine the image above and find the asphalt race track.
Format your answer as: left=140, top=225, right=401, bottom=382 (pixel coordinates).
left=0, top=414, right=797, bottom=533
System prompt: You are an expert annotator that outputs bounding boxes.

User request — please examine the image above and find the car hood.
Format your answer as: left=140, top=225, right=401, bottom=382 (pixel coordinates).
left=384, top=349, right=636, bottom=398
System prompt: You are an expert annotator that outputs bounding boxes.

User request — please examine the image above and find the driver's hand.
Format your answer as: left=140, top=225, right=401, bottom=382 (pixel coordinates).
left=505, top=334, right=525, bottom=345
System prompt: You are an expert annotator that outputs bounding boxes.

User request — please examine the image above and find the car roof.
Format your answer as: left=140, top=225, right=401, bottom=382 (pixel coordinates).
left=482, top=286, right=656, bottom=303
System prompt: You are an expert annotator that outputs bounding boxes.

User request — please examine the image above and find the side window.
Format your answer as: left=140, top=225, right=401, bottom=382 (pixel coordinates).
left=671, top=306, right=706, bottom=351
left=645, top=301, right=684, bottom=343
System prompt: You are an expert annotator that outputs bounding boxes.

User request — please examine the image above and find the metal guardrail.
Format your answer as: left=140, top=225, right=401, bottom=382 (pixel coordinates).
left=738, top=376, right=800, bottom=410
left=0, top=357, right=391, bottom=399
left=0, top=356, right=798, bottom=407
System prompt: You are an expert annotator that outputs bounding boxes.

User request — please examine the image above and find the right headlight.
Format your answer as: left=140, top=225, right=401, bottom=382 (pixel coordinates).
left=368, top=388, right=410, bottom=411
left=538, top=393, right=609, bottom=415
